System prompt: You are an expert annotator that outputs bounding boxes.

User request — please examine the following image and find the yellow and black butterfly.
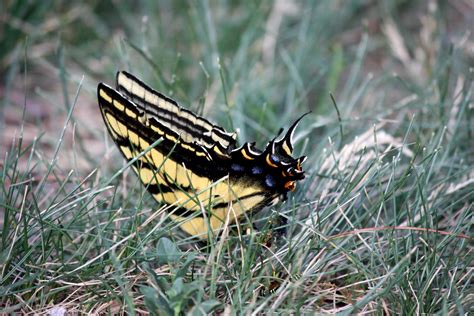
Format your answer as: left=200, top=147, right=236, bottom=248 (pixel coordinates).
left=97, top=71, right=306, bottom=239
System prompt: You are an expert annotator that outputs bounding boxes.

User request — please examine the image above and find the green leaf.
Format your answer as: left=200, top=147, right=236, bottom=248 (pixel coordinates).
left=169, top=277, right=184, bottom=297
left=156, top=237, right=181, bottom=264
left=141, top=286, right=173, bottom=316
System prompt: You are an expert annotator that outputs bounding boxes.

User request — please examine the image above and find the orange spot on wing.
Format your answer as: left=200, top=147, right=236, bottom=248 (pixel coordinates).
left=284, top=181, right=296, bottom=191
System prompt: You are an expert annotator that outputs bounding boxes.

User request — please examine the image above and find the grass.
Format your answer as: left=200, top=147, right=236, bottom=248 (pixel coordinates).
left=1, top=0, right=473, bottom=314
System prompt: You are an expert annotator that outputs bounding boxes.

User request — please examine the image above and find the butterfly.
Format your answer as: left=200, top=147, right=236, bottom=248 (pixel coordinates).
left=97, top=71, right=306, bottom=239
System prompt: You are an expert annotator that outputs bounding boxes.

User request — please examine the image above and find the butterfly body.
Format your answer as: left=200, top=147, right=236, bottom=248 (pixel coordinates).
left=97, top=71, right=306, bottom=239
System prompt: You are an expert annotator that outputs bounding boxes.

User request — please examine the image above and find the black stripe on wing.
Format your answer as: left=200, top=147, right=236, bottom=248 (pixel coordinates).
left=97, top=83, right=230, bottom=181
left=115, top=71, right=237, bottom=151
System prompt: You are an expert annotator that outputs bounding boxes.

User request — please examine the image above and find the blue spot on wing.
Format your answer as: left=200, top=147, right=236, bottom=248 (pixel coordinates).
left=252, top=166, right=263, bottom=175
left=265, top=175, right=275, bottom=188
left=231, top=163, right=245, bottom=172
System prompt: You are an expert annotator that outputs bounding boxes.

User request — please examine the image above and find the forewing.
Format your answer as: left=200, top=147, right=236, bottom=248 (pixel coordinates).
left=115, top=71, right=237, bottom=152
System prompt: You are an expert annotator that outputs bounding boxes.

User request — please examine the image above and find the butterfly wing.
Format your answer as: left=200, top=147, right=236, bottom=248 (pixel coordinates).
left=115, top=71, right=237, bottom=151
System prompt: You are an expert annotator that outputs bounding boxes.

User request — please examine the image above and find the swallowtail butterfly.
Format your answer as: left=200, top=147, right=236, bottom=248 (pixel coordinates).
left=97, top=71, right=306, bottom=239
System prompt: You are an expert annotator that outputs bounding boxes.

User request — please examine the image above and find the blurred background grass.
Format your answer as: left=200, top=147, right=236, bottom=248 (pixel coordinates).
left=1, top=0, right=472, bottom=314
